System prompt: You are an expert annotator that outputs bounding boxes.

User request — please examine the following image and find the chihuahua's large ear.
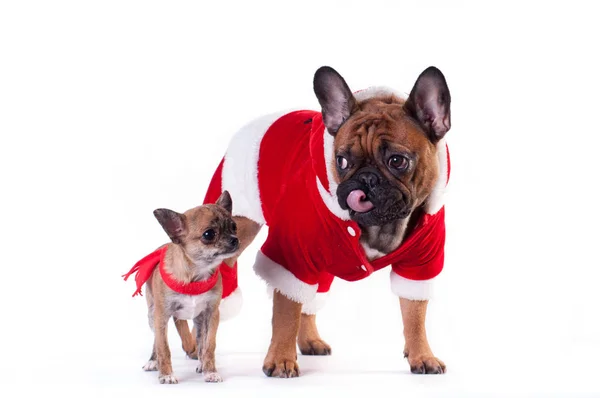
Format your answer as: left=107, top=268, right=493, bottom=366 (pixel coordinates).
left=215, top=190, right=232, bottom=214
left=404, top=66, right=451, bottom=143
left=313, top=66, right=357, bottom=135
left=153, top=208, right=187, bottom=244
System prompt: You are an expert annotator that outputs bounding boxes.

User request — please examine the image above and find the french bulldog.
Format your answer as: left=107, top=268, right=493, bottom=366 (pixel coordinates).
left=197, top=65, right=452, bottom=377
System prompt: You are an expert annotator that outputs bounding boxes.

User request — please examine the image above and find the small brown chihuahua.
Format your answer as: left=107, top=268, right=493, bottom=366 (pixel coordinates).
left=123, top=191, right=238, bottom=384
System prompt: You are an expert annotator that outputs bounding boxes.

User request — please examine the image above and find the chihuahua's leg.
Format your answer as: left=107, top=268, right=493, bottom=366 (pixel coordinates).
left=193, top=306, right=222, bottom=382
left=142, top=348, right=158, bottom=371
left=263, top=291, right=302, bottom=378
left=400, top=298, right=446, bottom=374
left=142, top=287, right=158, bottom=371
left=173, top=318, right=198, bottom=359
left=153, top=298, right=177, bottom=384
left=298, top=314, right=331, bottom=355
left=194, top=314, right=207, bottom=372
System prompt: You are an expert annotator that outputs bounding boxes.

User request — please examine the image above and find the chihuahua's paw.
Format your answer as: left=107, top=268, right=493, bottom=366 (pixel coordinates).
left=263, top=356, right=299, bottom=378
left=142, top=360, right=158, bottom=371
left=298, top=338, right=332, bottom=356
left=204, top=372, right=223, bottom=383
left=158, top=374, right=178, bottom=384
left=404, top=350, right=446, bottom=374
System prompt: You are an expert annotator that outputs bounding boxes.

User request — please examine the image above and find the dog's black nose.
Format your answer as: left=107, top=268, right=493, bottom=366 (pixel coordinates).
left=358, top=172, right=379, bottom=188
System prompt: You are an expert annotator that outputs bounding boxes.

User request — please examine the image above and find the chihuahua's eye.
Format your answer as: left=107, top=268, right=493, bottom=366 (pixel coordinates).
left=388, top=155, right=409, bottom=171
left=202, top=229, right=216, bottom=242
left=336, top=156, right=348, bottom=170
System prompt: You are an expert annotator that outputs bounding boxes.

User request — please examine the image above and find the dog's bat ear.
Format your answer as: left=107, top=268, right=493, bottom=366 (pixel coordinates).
left=404, top=66, right=451, bottom=143
left=153, top=208, right=187, bottom=244
left=313, top=66, right=357, bottom=135
left=216, top=190, right=233, bottom=214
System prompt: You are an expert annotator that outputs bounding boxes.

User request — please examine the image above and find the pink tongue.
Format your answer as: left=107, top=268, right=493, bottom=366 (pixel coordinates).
left=346, top=190, right=374, bottom=213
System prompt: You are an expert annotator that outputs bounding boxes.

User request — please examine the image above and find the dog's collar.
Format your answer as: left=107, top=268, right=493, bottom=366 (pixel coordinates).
left=159, top=252, right=220, bottom=296
left=122, top=245, right=220, bottom=297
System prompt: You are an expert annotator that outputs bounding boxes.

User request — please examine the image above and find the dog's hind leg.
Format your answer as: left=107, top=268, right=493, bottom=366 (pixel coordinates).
left=298, top=314, right=332, bottom=356
left=219, top=216, right=262, bottom=281
left=142, top=347, right=158, bottom=371
left=174, top=318, right=198, bottom=359
left=229, top=216, right=262, bottom=254
left=219, top=216, right=262, bottom=317
left=142, top=285, right=159, bottom=371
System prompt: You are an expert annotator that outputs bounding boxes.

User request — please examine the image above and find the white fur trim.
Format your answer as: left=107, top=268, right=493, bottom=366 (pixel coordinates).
left=300, top=292, right=328, bottom=315
left=316, top=177, right=351, bottom=221
left=315, top=128, right=352, bottom=220
left=353, top=86, right=408, bottom=102
left=323, top=129, right=339, bottom=197
left=425, top=139, right=448, bottom=215
left=219, top=287, right=242, bottom=321
left=390, top=271, right=434, bottom=301
left=221, top=111, right=289, bottom=225
left=265, top=286, right=328, bottom=314
left=253, top=251, right=317, bottom=304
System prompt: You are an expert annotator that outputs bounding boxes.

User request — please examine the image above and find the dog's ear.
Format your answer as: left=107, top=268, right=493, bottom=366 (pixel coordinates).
left=153, top=208, right=187, bottom=244
left=313, top=66, right=357, bottom=135
left=404, top=66, right=451, bottom=143
left=215, top=190, right=233, bottom=214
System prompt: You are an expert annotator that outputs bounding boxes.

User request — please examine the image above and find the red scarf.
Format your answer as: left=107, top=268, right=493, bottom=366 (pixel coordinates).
left=122, top=245, right=220, bottom=297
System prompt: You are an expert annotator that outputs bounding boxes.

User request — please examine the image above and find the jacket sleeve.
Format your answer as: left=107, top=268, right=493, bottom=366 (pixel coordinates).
left=389, top=207, right=446, bottom=300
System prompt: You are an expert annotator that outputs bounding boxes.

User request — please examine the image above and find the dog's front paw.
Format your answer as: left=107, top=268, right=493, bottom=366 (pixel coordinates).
left=298, top=338, right=331, bottom=356
left=203, top=372, right=223, bottom=383
left=263, top=356, right=299, bottom=378
left=158, top=374, right=179, bottom=384
left=142, top=360, right=158, bottom=371
left=404, top=349, right=446, bottom=374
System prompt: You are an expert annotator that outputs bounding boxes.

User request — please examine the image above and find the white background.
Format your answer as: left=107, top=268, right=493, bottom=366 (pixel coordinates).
left=1, top=1, right=599, bottom=397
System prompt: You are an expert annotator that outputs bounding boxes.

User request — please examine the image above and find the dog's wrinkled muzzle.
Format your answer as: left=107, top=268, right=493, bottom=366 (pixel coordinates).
left=337, top=168, right=412, bottom=226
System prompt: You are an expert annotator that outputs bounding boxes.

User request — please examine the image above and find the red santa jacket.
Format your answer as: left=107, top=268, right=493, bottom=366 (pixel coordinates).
left=204, top=87, right=450, bottom=311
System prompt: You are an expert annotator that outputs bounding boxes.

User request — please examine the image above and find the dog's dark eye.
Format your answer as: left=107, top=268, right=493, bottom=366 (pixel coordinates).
left=388, top=155, right=409, bottom=171
left=202, top=229, right=216, bottom=242
left=336, top=156, right=349, bottom=170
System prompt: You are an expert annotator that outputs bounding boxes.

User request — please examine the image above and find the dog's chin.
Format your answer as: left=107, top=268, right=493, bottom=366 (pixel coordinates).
left=349, top=206, right=411, bottom=227
left=212, top=246, right=239, bottom=261
left=190, top=248, right=238, bottom=269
